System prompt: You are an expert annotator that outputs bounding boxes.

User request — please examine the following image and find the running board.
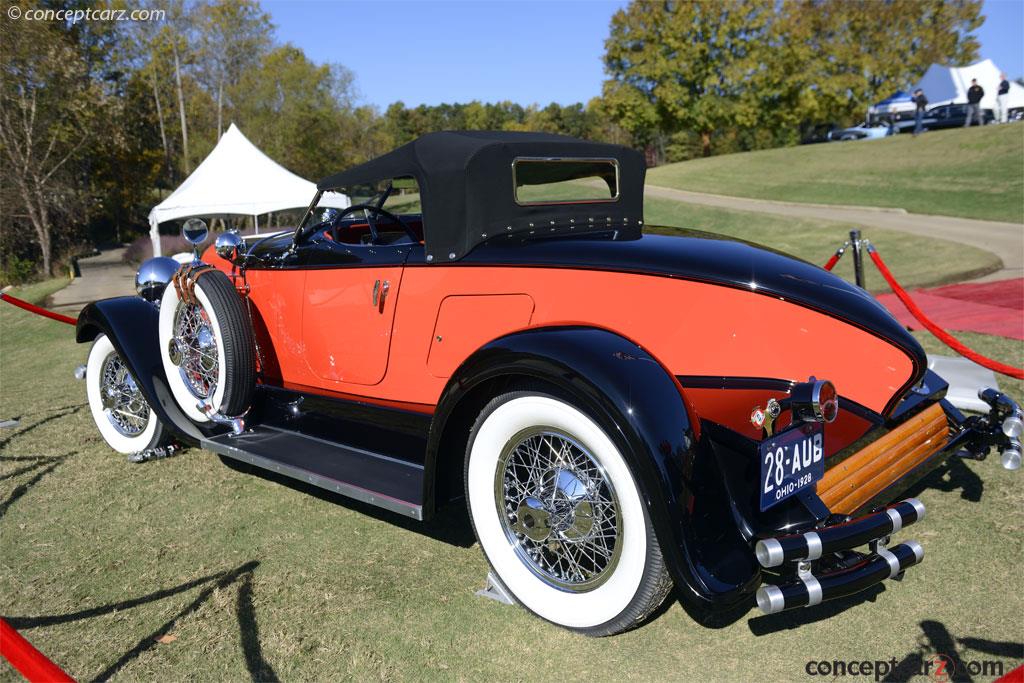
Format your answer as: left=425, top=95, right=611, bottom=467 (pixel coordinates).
left=201, top=425, right=424, bottom=520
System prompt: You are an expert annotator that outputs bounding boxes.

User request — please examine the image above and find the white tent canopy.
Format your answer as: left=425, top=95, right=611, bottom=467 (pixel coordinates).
left=869, top=59, right=1024, bottom=119
left=148, top=123, right=349, bottom=256
left=915, top=59, right=1024, bottom=110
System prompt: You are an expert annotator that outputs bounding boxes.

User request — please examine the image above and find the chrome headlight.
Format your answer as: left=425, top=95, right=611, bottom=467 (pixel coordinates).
left=135, top=256, right=180, bottom=303
left=215, top=231, right=244, bottom=262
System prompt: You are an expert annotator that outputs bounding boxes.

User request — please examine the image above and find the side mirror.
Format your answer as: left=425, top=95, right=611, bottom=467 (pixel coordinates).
left=182, top=218, right=209, bottom=263
left=182, top=217, right=209, bottom=245
left=215, top=231, right=244, bottom=263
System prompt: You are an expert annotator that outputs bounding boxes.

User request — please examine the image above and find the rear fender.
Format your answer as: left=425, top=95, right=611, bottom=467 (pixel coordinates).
left=76, top=297, right=206, bottom=444
left=427, top=325, right=758, bottom=619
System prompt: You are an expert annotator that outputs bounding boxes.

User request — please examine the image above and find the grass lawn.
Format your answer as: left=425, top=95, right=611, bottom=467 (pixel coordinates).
left=2, top=277, right=73, bottom=306
left=647, top=124, right=1024, bottom=224
left=643, top=197, right=1000, bottom=292
left=2, top=275, right=1022, bottom=679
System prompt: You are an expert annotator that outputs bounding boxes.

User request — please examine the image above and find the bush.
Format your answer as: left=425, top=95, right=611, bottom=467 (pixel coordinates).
left=122, top=235, right=195, bottom=266
left=0, top=255, right=40, bottom=287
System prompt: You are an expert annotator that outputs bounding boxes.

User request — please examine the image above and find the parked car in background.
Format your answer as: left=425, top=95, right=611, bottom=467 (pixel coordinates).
left=829, top=122, right=894, bottom=141
left=916, top=103, right=994, bottom=131
left=800, top=123, right=839, bottom=145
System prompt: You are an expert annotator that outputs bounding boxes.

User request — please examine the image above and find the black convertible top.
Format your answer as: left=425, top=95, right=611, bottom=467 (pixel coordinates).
left=317, top=131, right=645, bottom=263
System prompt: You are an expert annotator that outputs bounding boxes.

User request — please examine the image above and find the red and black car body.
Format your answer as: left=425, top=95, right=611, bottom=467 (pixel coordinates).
left=76, top=131, right=1019, bottom=634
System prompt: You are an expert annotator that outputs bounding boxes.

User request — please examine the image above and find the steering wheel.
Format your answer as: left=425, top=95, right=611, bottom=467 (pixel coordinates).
left=326, top=203, right=419, bottom=244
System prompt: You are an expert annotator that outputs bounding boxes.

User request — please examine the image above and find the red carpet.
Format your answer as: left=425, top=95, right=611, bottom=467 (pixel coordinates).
left=876, top=278, right=1024, bottom=340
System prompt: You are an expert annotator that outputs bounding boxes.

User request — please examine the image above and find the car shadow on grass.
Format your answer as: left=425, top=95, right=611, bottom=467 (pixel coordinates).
left=0, top=404, right=83, bottom=452
left=905, top=456, right=985, bottom=504
left=0, top=452, right=75, bottom=520
left=218, top=455, right=477, bottom=548
left=4, top=560, right=279, bottom=683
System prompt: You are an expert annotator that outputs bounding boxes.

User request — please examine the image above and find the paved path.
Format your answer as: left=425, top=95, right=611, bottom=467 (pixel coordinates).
left=50, top=247, right=135, bottom=314
left=646, top=185, right=1024, bottom=283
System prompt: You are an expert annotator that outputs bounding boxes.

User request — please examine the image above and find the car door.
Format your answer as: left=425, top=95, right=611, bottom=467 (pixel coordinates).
left=300, top=239, right=410, bottom=386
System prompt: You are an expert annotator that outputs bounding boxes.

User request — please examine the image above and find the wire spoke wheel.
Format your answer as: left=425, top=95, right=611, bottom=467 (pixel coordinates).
left=87, top=334, right=166, bottom=454
left=99, top=352, right=149, bottom=436
left=494, top=427, right=622, bottom=592
left=172, top=301, right=220, bottom=399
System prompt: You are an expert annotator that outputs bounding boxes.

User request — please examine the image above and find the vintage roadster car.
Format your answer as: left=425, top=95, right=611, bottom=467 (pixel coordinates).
left=76, top=131, right=1020, bottom=635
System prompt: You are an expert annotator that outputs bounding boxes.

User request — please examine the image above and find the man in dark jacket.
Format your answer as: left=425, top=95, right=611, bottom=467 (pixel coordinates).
left=965, top=79, right=985, bottom=127
left=997, top=73, right=1010, bottom=123
left=913, top=89, right=928, bottom=136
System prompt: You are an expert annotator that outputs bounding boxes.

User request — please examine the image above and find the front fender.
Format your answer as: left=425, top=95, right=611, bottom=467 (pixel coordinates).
left=428, top=325, right=758, bottom=620
left=76, top=297, right=206, bottom=444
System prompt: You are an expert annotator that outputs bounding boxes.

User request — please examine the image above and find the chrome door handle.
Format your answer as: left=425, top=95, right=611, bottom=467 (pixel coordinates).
left=372, top=279, right=390, bottom=308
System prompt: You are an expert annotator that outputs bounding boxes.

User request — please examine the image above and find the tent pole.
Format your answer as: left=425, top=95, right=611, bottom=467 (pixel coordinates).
left=149, top=218, right=162, bottom=258
left=254, top=214, right=259, bottom=234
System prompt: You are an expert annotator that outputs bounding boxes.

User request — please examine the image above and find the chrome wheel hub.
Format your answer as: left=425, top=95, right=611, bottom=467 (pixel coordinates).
left=495, top=429, right=621, bottom=592
left=172, top=302, right=219, bottom=399
left=99, top=352, right=148, bottom=436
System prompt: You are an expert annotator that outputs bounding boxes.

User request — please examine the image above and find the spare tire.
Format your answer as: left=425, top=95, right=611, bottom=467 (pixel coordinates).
left=158, top=266, right=255, bottom=422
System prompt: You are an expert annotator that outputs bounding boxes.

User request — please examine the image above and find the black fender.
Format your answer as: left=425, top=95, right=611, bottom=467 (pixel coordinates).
left=425, top=325, right=759, bottom=620
left=76, top=297, right=210, bottom=445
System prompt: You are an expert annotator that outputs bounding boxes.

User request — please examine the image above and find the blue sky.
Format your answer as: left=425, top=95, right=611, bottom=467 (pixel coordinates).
left=266, top=0, right=1024, bottom=110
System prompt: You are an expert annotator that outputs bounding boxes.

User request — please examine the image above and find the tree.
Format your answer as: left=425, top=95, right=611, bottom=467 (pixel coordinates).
left=603, top=0, right=774, bottom=157
left=232, top=46, right=359, bottom=178
left=0, top=12, right=103, bottom=275
left=601, top=0, right=983, bottom=157
left=195, top=0, right=272, bottom=139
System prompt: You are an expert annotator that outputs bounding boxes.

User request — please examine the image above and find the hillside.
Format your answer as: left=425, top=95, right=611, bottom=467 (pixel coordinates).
left=646, top=124, right=1024, bottom=223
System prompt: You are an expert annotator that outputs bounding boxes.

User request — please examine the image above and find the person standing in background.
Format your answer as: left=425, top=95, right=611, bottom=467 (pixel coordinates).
left=965, top=79, right=985, bottom=127
left=913, top=89, right=928, bottom=136
left=996, top=73, right=1010, bottom=124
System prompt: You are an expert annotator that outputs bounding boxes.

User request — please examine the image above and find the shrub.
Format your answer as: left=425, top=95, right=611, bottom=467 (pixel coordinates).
left=0, top=255, right=40, bottom=286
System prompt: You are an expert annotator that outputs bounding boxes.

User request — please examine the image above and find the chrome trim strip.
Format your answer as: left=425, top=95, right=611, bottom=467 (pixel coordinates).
left=905, top=498, right=926, bottom=521
left=876, top=545, right=902, bottom=579
left=886, top=507, right=903, bottom=533
left=799, top=570, right=823, bottom=607
left=804, top=532, right=822, bottom=561
left=904, top=539, right=925, bottom=564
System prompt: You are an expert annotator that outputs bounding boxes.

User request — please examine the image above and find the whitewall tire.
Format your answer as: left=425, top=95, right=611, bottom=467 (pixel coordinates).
left=158, top=269, right=254, bottom=422
left=465, top=391, right=672, bottom=635
left=86, top=334, right=165, bottom=454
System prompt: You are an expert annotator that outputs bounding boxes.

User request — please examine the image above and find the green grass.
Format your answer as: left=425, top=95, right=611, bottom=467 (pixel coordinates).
left=2, top=277, right=72, bottom=306
left=2, top=277, right=1022, bottom=680
left=647, top=125, right=1024, bottom=223
left=645, top=196, right=1000, bottom=292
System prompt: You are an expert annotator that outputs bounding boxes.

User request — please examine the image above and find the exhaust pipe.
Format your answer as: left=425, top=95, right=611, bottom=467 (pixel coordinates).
left=755, top=499, right=925, bottom=568
left=757, top=540, right=924, bottom=615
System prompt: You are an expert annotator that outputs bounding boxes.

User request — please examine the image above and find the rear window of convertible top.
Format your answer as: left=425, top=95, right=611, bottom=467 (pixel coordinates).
left=513, top=158, right=619, bottom=205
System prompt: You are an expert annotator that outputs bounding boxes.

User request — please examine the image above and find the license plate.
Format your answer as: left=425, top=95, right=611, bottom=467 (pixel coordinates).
left=759, top=422, right=825, bottom=511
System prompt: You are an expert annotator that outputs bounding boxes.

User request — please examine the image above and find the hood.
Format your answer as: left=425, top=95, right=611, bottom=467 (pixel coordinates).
left=462, top=229, right=927, bottom=381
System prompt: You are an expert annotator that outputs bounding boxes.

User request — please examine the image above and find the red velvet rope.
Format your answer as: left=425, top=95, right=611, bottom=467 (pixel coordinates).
left=823, top=253, right=840, bottom=271
left=868, top=247, right=1024, bottom=380
left=0, top=618, right=75, bottom=682
left=0, top=292, right=76, bottom=326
